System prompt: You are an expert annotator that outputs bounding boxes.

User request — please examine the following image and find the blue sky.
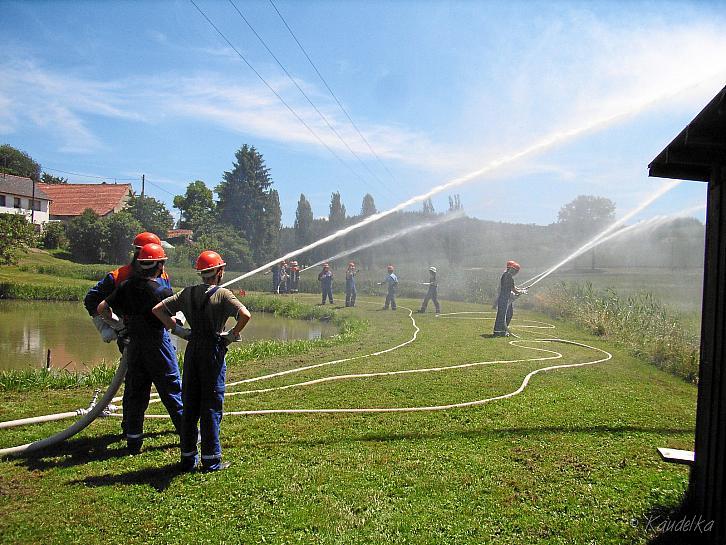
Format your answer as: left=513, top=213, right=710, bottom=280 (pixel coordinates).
left=2, top=0, right=725, bottom=227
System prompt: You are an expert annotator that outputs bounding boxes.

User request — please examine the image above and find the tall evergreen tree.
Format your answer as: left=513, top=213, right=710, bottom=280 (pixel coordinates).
left=262, top=189, right=282, bottom=260
left=328, top=192, right=347, bottom=228
left=216, top=145, right=277, bottom=264
left=422, top=198, right=435, bottom=215
left=361, top=193, right=377, bottom=217
left=294, top=193, right=314, bottom=247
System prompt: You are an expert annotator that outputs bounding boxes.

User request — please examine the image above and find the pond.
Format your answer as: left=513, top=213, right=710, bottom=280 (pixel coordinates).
left=0, top=301, right=336, bottom=371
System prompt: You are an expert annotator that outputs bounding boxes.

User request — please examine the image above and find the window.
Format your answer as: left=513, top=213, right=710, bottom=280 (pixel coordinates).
left=33, top=200, right=41, bottom=211
left=0, top=195, right=5, bottom=207
left=14, top=197, right=21, bottom=209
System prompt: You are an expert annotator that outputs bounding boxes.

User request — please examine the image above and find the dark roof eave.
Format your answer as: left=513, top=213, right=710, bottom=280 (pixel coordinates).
left=649, top=84, right=726, bottom=183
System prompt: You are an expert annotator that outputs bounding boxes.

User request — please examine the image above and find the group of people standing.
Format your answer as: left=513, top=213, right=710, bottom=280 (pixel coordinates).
left=270, top=260, right=300, bottom=294
left=84, top=232, right=250, bottom=472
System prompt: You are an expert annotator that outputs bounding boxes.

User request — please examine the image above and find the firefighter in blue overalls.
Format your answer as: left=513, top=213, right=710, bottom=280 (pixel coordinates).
left=418, top=266, right=440, bottom=314
left=153, top=250, right=251, bottom=471
left=318, top=263, right=334, bottom=304
left=97, top=243, right=183, bottom=454
left=345, top=262, right=357, bottom=307
left=378, top=264, right=398, bottom=310
left=493, top=260, right=526, bottom=337
left=84, top=231, right=172, bottom=435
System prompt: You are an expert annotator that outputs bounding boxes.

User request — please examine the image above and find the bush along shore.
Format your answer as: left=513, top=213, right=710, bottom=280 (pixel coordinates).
left=530, top=282, right=700, bottom=383
left=0, top=295, right=365, bottom=391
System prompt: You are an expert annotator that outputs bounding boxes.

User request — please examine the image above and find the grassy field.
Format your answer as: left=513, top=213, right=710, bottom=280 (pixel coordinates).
left=0, top=294, right=695, bottom=544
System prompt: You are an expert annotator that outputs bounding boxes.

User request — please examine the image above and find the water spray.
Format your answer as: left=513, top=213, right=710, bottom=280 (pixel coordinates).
left=221, top=84, right=691, bottom=290
left=298, top=212, right=463, bottom=273
left=522, top=180, right=681, bottom=289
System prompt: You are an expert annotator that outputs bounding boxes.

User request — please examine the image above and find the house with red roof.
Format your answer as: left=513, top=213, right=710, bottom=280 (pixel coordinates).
left=37, top=182, right=132, bottom=221
left=0, top=173, right=51, bottom=225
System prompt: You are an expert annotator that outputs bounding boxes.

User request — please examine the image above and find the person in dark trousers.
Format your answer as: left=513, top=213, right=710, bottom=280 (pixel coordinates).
left=493, top=260, right=526, bottom=337
left=153, top=250, right=251, bottom=472
left=379, top=265, right=398, bottom=310
left=318, top=263, right=334, bottom=304
left=270, top=263, right=281, bottom=294
left=97, top=243, right=183, bottom=454
left=418, top=266, right=440, bottom=314
left=84, top=232, right=171, bottom=435
left=345, top=262, right=357, bottom=307
left=289, top=260, right=300, bottom=293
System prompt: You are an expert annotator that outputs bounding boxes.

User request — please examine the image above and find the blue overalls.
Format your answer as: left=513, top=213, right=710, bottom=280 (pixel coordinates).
left=493, top=270, right=515, bottom=336
left=420, top=275, right=440, bottom=313
left=85, top=266, right=173, bottom=436
left=179, top=286, right=228, bottom=471
left=106, top=277, right=183, bottom=452
left=384, top=273, right=398, bottom=310
left=345, top=270, right=357, bottom=307
left=319, top=270, right=334, bottom=304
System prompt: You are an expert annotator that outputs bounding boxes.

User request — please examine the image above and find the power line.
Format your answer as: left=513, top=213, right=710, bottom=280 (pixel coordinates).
left=268, top=0, right=397, bottom=183
left=143, top=178, right=180, bottom=198
left=189, top=0, right=391, bottom=202
left=227, top=0, right=398, bottom=201
left=43, top=167, right=136, bottom=182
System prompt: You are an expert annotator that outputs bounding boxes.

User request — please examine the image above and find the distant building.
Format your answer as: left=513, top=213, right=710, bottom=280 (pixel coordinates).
left=0, top=173, right=51, bottom=225
left=37, top=182, right=132, bottom=221
left=166, top=229, right=194, bottom=244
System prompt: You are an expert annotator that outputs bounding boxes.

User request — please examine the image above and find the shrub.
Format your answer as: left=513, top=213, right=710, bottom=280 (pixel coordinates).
left=0, top=213, right=37, bottom=265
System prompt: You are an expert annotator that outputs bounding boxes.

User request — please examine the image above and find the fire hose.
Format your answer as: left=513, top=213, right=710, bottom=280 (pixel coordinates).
left=0, top=350, right=127, bottom=457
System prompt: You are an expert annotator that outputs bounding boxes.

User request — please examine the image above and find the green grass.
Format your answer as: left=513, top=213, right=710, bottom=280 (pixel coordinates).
left=0, top=295, right=695, bottom=544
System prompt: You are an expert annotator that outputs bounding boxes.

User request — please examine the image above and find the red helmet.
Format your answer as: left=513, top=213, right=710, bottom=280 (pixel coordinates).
left=387, top=264, right=394, bottom=271
left=195, top=250, right=226, bottom=273
left=133, top=232, right=161, bottom=249
left=506, top=260, right=521, bottom=271
left=137, top=243, right=167, bottom=267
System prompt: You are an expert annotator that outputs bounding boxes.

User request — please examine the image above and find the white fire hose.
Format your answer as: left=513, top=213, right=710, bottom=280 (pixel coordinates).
left=0, top=350, right=127, bottom=457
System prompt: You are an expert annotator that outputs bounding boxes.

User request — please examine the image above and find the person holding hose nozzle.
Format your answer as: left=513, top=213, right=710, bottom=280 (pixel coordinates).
left=378, top=264, right=398, bottom=310
left=318, top=263, right=334, bottom=305
left=152, top=250, right=251, bottom=472
left=97, top=243, right=183, bottom=454
left=493, top=260, right=527, bottom=337
left=85, top=231, right=172, bottom=437
left=417, top=266, right=440, bottom=314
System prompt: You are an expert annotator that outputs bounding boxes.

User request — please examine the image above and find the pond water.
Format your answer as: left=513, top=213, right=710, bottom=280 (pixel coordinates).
left=0, top=301, right=335, bottom=371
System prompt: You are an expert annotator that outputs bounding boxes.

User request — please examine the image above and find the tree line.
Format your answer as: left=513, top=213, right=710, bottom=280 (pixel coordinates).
left=0, top=143, right=707, bottom=272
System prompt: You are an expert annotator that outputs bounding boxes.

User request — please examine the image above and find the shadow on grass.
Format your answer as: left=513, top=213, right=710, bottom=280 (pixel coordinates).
left=13, top=430, right=176, bottom=471
left=69, top=462, right=186, bottom=492
left=645, top=498, right=713, bottom=545
left=262, top=425, right=694, bottom=448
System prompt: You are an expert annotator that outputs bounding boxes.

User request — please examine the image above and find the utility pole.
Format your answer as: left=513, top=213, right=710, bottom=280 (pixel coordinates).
left=31, top=176, right=36, bottom=224
left=141, top=174, right=145, bottom=199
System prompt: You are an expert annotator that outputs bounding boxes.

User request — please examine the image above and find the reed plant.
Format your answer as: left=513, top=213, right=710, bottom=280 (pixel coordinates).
left=531, top=282, right=700, bottom=383
left=0, top=363, right=117, bottom=391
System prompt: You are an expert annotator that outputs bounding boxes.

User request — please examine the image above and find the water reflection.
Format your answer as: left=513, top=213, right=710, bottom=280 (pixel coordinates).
left=0, top=301, right=335, bottom=371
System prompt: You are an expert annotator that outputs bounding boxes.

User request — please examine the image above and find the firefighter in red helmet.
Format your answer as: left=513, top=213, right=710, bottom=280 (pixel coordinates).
left=153, top=250, right=251, bottom=471
left=493, top=260, right=526, bottom=337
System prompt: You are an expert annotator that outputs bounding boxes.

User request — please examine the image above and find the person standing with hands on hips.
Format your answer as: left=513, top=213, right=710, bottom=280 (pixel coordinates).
left=152, top=250, right=251, bottom=472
